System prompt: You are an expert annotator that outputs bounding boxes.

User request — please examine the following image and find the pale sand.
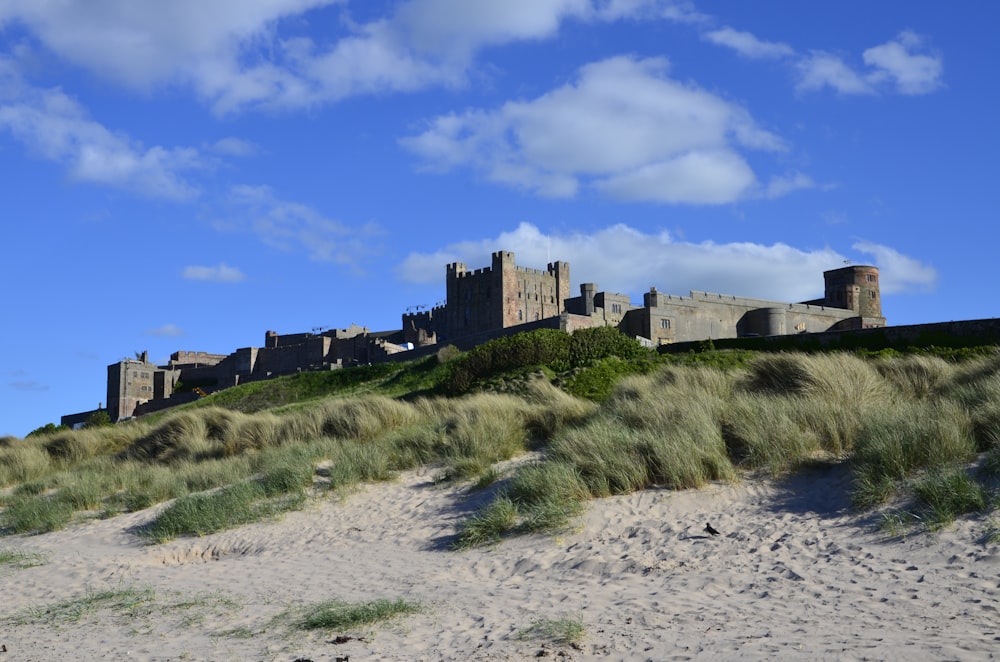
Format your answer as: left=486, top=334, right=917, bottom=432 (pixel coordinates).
left=2, top=461, right=999, bottom=661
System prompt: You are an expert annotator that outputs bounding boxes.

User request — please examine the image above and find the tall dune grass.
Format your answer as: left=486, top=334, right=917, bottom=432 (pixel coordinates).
left=4, top=348, right=999, bottom=543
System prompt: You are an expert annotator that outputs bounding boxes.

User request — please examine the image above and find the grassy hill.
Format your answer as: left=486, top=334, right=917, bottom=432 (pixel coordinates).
left=3, top=327, right=1000, bottom=547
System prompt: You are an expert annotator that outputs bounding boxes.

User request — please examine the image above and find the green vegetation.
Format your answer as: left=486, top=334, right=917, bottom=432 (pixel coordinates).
left=2, top=328, right=1000, bottom=545
left=517, top=615, right=587, bottom=646
left=6, top=585, right=155, bottom=625
left=0, top=548, right=47, bottom=569
left=293, top=598, right=421, bottom=630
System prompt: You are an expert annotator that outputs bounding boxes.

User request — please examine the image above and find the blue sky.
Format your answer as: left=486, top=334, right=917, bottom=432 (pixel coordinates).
left=1, top=1, right=995, bottom=437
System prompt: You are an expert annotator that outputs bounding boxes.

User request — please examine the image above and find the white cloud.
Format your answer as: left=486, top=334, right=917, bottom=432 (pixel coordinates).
left=0, top=0, right=708, bottom=113
left=0, top=61, right=202, bottom=199
left=216, top=185, right=383, bottom=266
left=796, top=52, right=874, bottom=95
left=182, top=263, right=247, bottom=283
left=144, top=324, right=185, bottom=337
left=853, top=240, right=937, bottom=294
left=0, top=0, right=339, bottom=88
left=209, top=137, right=260, bottom=157
left=796, top=32, right=942, bottom=97
left=863, top=31, right=943, bottom=95
left=761, top=171, right=816, bottom=199
left=402, top=55, right=789, bottom=204
left=400, top=223, right=937, bottom=302
left=703, top=27, right=794, bottom=60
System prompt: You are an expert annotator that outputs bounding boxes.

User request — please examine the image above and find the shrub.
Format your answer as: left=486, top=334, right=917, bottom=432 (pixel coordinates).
left=86, top=410, right=112, bottom=428
left=445, top=329, right=572, bottom=394
left=26, top=423, right=68, bottom=438
left=568, top=326, right=648, bottom=367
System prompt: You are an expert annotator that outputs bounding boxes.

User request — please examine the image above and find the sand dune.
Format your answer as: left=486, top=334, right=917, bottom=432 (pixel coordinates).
left=2, top=461, right=999, bottom=661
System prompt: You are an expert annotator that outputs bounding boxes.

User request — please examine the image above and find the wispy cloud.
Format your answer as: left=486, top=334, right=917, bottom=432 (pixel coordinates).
left=182, top=263, right=247, bottom=283
left=0, top=0, right=707, bottom=114
left=208, top=137, right=260, bottom=157
left=863, top=31, right=943, bottom=95
left=398, top=222, right=936, bottom=301
left=0, top=59, right=203, bottom=199
left=403, top=55, right=789, bottom=205
left=214, top=185, right=383, bottom=267
left=796, top=32, right=942, bottom=96
left=10, top=380, right=48, bottom=392
left=144, top=324, right=185, bottom=337
left=703, top=26, right=794, bottom=59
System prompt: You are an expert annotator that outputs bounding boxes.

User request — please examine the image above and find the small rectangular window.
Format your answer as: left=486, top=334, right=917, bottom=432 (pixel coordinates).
left=660, top=319, right=670, bottom=329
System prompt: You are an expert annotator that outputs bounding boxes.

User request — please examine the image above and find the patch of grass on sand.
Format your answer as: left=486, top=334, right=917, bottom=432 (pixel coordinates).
left=138, top=481, right=305, bottom=543
left=294, top=598, right=421, bottom=631
left=517, top=614, right=587, bottom=646
left=0, top=548, right=47, bottom=569
left=7, top=585, right=155, bottom=625
left=0, top=494, right=74, bottom=535
left=914, top=468, right=987, bottom=528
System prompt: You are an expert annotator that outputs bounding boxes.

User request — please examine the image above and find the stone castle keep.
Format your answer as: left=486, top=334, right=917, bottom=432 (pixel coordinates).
left=63, top=252, right=884, bottom=426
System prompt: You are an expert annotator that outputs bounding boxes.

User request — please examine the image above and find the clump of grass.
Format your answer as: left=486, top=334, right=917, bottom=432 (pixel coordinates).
left=138, top=480, right=305, bottom=543
left=519, top=379, right=597, bottom=440
left=0, top=548, right=47, bottom=568
left=874, top=354, right=954, bottom=401
left=852, top=401, right=977, bottom=509
left=127, top=411, right=212, bottom=462
left=7, top=585, right=155, bottom=625
left=517, top=615, right=587, bottom=646
left=878, top=510, right=920, bottom=538
left=0, top=494, right=74, bottom=534
left=295, top=598, right=421, bottom=630
left=454, top=463, right=589, bottom=549
left=315, top=396, right=420, bottom=441
left=453, top=496, right=519, bottom=549
left=431, top=393, right=532, bottom=481
left=0, top=442, right=51, bottom=486
left=913, top=468, right=987, bottom=528
left=721, top=394, right=821, bottom=475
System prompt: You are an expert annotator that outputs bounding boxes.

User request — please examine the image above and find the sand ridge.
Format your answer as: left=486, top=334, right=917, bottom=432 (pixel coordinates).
left=2, top=461, right=998, bottom=661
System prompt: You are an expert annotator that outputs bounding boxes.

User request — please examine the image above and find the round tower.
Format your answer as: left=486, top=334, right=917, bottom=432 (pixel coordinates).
left=823, top=265, right=881, bottom=318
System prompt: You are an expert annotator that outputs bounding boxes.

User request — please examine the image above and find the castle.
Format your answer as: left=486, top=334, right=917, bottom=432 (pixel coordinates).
left=62, top=251, right=884, bottom=426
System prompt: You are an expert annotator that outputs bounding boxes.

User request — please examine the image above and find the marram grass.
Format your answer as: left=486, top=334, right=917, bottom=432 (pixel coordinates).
left=4, top=349, right=1000, bottom=545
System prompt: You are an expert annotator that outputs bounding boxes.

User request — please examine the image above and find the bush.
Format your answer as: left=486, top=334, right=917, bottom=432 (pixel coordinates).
left=568, top=326, right=648, bottom=366
left=86, top=410, right=112, bottom=428
left=445, top=329, right=572, bottom=394
left=26, top=423, right=68, bottom=438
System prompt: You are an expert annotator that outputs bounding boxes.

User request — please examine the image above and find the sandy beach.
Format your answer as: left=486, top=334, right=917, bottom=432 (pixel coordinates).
left=2, top=460, right=998, bottom=661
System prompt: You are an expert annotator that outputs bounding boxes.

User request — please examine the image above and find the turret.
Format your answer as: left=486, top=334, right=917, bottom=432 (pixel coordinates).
left=823, top=265, right=881, bottom=318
